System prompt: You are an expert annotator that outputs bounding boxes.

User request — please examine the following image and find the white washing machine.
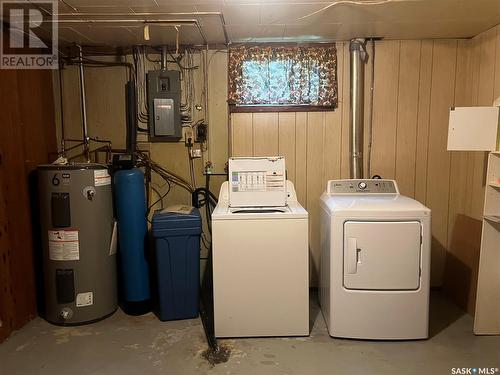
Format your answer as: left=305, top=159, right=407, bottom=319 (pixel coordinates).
left=212, top=157, right=309, bottom=338
left=319, top=179, right=431, bottom=340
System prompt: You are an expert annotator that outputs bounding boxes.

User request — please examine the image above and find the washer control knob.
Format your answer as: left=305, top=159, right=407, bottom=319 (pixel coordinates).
left=358, top=182, right=367, bottom=190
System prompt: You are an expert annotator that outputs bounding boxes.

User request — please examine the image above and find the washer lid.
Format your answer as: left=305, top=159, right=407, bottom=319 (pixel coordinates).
left=343, top=221, right=422, bottom=291
left=212, top=201, right=307, bottom=220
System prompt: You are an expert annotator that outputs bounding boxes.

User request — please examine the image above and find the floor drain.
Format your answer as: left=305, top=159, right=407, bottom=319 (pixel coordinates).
left=202, top=344, right=231, bottom=365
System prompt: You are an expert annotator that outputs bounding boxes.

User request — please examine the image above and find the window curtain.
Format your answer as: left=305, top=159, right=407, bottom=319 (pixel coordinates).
left=228, top=44, right=338, bottom=108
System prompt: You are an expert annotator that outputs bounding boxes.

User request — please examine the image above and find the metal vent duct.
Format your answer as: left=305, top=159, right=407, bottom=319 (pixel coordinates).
left=349, top=39, right=368, bottom=179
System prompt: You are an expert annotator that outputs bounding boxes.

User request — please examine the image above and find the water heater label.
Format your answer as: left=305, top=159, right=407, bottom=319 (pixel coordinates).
left=94, top=169, right=111, bottom=186
left=76, top=292, right=93, bottom=307
left=48, top=230, right=80, bottom=261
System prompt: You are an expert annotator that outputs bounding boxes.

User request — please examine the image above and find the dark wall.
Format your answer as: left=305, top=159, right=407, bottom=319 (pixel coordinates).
left=0, top=68, right=57, bottom=342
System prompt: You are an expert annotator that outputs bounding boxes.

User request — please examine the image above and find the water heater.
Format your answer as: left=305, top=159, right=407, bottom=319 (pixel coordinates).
left=38, top=164, right=117, bottom=325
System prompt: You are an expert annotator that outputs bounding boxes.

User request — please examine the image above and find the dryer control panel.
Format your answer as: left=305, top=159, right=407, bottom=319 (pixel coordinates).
left=327, top=179, right=399, bottom=195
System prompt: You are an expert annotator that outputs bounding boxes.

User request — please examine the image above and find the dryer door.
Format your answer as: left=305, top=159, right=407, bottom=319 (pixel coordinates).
left=343, top=221, right=421, bottom=290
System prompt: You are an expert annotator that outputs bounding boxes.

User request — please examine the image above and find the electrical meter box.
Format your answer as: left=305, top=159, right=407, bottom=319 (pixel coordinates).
left=228, top=157, right=287, bottom=208
left=147, top=70, right=182, bottom=142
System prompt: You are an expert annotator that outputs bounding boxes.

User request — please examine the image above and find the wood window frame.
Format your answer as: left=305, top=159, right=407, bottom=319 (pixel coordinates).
left=229, top=104, right=337, bottom=113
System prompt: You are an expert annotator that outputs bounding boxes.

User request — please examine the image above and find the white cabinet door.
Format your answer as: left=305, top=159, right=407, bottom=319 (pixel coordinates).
left=447, top=106, right=499, bottom=151
left=343, top=221, right=421, bottom=290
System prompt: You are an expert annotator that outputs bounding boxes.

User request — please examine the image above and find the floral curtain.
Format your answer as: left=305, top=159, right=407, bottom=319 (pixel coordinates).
left=228, top=44, right=337, bottom=108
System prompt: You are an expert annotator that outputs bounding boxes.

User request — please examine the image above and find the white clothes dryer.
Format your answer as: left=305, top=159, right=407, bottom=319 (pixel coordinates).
left=319, top=179, right=431, bottom=340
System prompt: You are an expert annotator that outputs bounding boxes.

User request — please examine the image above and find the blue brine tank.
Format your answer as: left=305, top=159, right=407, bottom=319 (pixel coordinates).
left=114, top=168, right=151, bottom=314
left=151, top=209, right=202, bottom=321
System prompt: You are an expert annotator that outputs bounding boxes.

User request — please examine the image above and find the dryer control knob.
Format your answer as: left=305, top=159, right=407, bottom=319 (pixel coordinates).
left=358, top=182, right=367, bottom=190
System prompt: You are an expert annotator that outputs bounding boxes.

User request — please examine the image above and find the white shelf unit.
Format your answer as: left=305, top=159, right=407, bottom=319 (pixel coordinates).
left=474, top=152, right=500, bottom=334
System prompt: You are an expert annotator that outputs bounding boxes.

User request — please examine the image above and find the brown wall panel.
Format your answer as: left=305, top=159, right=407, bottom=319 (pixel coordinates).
left=371, top=41, right=400, bottom=180
left=0, top=69, right=57, bottom=342
left=395, top=40, right=421, bottom=198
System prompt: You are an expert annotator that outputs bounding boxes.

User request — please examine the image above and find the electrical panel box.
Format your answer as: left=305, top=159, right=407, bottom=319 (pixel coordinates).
left=147, top=70, right=182, bottom=142
left=447, top=106, right=500, bottom=151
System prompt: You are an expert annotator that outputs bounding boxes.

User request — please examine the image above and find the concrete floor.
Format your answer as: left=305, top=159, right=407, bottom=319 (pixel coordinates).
left=1, top=292, right=499, bottom=375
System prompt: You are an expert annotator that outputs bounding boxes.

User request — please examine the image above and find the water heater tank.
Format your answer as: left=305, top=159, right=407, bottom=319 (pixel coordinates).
left=38, top=164, right=117, bottom=325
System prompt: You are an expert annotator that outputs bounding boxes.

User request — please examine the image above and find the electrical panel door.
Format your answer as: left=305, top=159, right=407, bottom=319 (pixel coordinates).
left=343, top=221, right=421, bottom=291
left=153, top=98, right=175, bottom=136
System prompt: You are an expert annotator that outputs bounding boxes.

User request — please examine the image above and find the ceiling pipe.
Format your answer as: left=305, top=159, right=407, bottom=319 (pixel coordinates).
left=56, top=12, right=230, bottom=45
left=160, top=45, right=168, bottom=70
left=349, top=38, right=368, bottom=179
left=56, top=19, right=208, bottom=46
left=77, top=44, right=90, bottom=163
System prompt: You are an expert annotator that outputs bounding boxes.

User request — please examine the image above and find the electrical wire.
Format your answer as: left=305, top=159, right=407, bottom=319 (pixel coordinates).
left=133, top=46, right=150, bottom=125
left=136, top=150, right=195, bottom=193
left=150, top=185, right=166, bottom=209
left=201, top=232, right=211, bottom=251
left=187, top=146, right=197, bottom=187
left=145, top=52, right=161, bottom=64
left=295, top=0, right=396, bottom=21
left=202, top=47, right=208, bottom=150
left=147, top=179, right=171, bottom=220
left=133, top=46, right=200, bottom=128
left=168, top=50, right=199, bottom=71
left=204, top=49, right=227, bottom=169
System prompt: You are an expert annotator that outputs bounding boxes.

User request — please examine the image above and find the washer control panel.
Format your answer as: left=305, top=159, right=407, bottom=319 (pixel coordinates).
left=327, top=179, right=399, bottom=194
left=229, top=157, right=287, bottom=207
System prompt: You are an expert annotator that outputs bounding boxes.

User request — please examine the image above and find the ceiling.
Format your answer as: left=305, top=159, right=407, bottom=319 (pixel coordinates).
left=27, top=0, right=500, bottom=47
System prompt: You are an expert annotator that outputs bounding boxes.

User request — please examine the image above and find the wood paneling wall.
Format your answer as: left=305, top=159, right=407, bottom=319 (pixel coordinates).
left=445, top=25, right=500, bottom=314
left=0, top=69, right=57, bottom=342
left=230, top=27, right=500, bottom=301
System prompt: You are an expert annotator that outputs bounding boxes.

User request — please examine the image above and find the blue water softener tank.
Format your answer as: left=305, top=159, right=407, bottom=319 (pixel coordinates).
left=152, top=209, right=202, bottom=321
left=114, top=168, right=151, bottom=315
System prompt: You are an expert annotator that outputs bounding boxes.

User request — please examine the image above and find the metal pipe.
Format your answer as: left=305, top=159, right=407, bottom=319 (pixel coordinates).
left=160, top=45, right=168, bottom=70
left=56, top=19, right=209, bottom=46
left=58, top=62, right=66, bottom=157
left=63, top=141, right=84, bottom=153
left=77, top=44, right=90, bottom=163
left=366, top=39, right=376, bottom=178
left=57, top=11, right=230, bottom=45
left=204, top=46, right=209, bottom=168
left=349, top=38, right=367, bottom=179
left=218, top=13, right=230, bottom=46
left=125, top=80, right=137, bottom=153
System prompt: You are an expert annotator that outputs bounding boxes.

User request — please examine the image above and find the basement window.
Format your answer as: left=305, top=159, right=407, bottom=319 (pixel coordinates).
left=228, top=44, right=338, bottom=112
